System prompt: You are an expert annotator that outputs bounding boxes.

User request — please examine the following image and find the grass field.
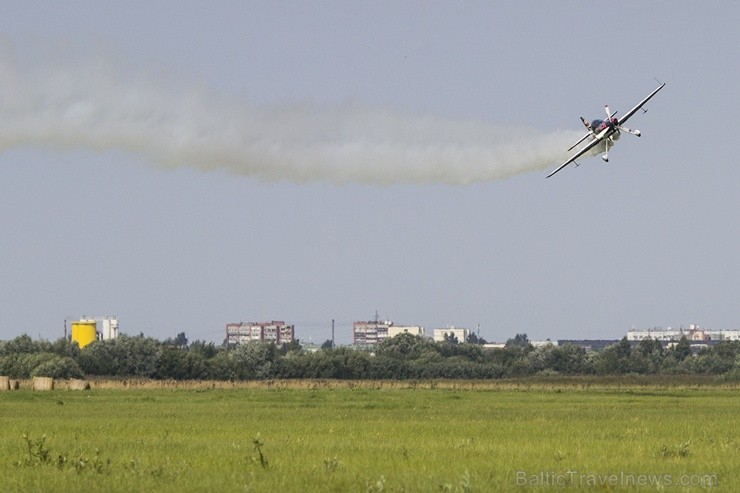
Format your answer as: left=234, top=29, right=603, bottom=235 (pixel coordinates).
left=1, top=379, right=737, bottom=491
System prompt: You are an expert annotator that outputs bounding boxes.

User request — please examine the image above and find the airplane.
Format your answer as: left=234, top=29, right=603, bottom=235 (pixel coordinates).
left=546, top=82, right=665, bottom=178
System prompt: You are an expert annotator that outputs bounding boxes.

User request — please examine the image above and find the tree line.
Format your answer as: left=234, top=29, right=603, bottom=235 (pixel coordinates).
left=0, top=332, right=738, bottom=381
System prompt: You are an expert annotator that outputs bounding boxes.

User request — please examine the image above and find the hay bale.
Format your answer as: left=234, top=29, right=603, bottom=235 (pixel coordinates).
left=10, top=380, right=20, bottom=390
left=0, top=376, right=9, bottom=390
left=32, top=377, right=54, bottom=391
left=68, top=379, right=90, bottom=391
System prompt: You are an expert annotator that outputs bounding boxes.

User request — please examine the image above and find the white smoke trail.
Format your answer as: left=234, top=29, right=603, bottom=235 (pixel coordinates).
left=0, top=51, right=582, bottom=185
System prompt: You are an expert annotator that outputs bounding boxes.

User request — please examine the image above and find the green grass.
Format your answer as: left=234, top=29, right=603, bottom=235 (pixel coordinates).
left=1, top=383, right=736, bottom=491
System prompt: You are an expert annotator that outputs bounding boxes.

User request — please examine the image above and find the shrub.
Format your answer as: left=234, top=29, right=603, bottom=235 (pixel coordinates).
left=30, top=356, right=84, bottom=379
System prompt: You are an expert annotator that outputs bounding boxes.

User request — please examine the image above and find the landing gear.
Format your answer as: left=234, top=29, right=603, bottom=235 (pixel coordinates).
left=602, top=139, right=610, bottom=162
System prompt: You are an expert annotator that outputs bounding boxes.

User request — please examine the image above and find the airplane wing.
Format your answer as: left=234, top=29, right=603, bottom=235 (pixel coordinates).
left=546, top=137, right=603, bottom=178
left=617, top=82, right=666, bottom=126
left=567, top=132, right=593, bottom=152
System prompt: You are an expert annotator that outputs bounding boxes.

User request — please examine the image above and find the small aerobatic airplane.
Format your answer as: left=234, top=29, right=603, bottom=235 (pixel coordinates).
left=546, top=82, right=665, bottom=178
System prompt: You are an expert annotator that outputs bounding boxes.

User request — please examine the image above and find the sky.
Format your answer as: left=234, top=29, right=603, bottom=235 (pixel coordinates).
left=0, top=2, right=737, bottom=345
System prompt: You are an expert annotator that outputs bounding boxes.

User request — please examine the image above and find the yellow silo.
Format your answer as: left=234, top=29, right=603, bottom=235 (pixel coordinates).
left=71, top=321, right=97, bottom=348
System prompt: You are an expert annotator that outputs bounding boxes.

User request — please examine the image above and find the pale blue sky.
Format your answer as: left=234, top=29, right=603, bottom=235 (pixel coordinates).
left=0, top=2, right=737, bottom=344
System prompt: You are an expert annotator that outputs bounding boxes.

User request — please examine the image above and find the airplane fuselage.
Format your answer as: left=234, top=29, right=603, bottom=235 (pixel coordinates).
left=584, top=118, right=621, bottom=162
left=590, top=118, right=621, bottom=143
left=591, top=117, right=619, bottom=135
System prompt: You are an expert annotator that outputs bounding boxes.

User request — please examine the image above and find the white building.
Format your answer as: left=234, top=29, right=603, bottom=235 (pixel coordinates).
left=387, top=325, right=425, bottom=338
left=627, top=328, right=680, bottom=341
left=627, top=324, right=740, bottom=342
left=482, top=343, right=506, bottom=349
left=698, top=329, right=740, bottom=341
left=531, top=340, right=558, bottom=348
left=433, top=326, right=470, bottom=343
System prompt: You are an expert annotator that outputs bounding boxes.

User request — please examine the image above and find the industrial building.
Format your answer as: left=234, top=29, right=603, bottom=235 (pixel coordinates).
left=69, top=316, right=119, bottom=348
left=225, top=321, right=295, bottom=346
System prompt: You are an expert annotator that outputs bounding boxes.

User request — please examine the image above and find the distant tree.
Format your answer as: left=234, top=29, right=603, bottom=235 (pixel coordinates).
left=437, top=339, right=485, bottom=361
left=162, top=332, right=188, bottom=348
left=556, top=343, right=591, bottom=374
left=280, top=339, right=302, bottom=354
left=0, top=336, right=85, bottom=378
left=635, top=337, right=664, bottom=358
left=672, top=336, right=692, bottom=362
left=376, top=333, right=435, bottom=360
left=189, top=340, right=219, bottom=358
left=78, top=335, right=162, bottom=377
left=527, top=343, right=590, bottom=375
left=486, top=344, right=531, bottom=372
left=616, top=337, right=632, bottom=358
left=505, top=333, right=531, bottom=349
left=320, top=348, right=371, bottom=379
left=0, top=352, right=60, bottom=378
left=443, top=332, right=459, bottom=345
left=51, top=338, right=81, bottom=359
left=683, top=351, right=734, bottom=374
left=710, top=340, right=740, bottom=361
left=231, top=342, right=279, bottom=379
left=631, top=338, right=664, bottom=373
left=0, top=334, right=38, bottom=355
left=466, top=333, right=488, bottom=345
left=593, top=338, right=634, bottom=375
left=156, top=347, right=206, bottom=379
left=30, top=356, right=84, bottom=379
left=206, top=350, right=239, bottom=380
left=364, top=354, right=410, bottom=379
left=174, top=332, right=188, bottom=348
left=321, top=339, right=334, bottom=350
